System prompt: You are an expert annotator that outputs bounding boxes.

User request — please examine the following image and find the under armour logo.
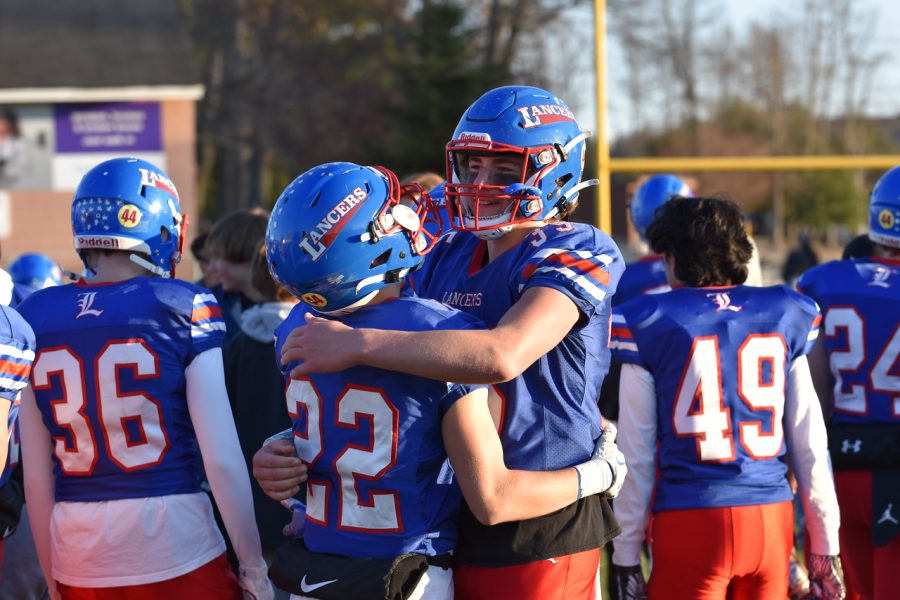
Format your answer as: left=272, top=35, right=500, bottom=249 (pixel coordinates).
left=841, top=438, right=862, bottom=454
left=877, top=503, right=898, bottom=525
left=75, top=292, right=104, bottom=318
left=869, top=266, right=893, bottom=289
left=708, top=292, right=742, bottom=312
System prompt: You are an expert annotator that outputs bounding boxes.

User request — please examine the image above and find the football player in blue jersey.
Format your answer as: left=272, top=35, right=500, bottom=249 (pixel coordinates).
left=616, top=174, right=694, bottom=305
left=8, top=253, right=63, bottom=306
left=799, top=166, right=900, bottom=600
left=259, top=161, right=622, bottom=600
left=609, top=196, right=843, bottom=600
left=0, top=302, right=35, bottom=567
left=616, top=174, right=764, bottom=306
left=266, top=86, right=627, bottom=599
left=17, top=158, right=272, bottom=599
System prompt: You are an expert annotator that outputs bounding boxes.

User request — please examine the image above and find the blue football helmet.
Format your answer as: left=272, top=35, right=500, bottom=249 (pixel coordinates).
left=445, top=86, right=595, bottom=238
left=72, top=157, right=187, bottom=278
left=8, top=253, right=63, bottom=290
left=869, top=166, right=900, bottom=249
left=266, top=163, right=442, bottom=313
left=629, top=174, right=694, bottom=241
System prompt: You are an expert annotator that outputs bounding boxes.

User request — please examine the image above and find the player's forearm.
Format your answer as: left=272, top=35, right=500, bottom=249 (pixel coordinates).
left=203, top=455, right=267, bottom=568
left=785, top=357, right=841, bottom=555
left=186, top=349, right=267, bottom=569
left=464, top=467, right=579, bottom=525
left=20, top=391, right=57, bottom=590
left=613, top=364, right=658, bottom=566
left=358, top=326, right=524, bottom=384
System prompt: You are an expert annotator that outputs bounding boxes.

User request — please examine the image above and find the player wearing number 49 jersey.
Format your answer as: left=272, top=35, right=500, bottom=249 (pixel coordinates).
left=798, top=165, right=900, bottom=600
left=17, top=158, right=272, bottom=600
left=610, top=196, right=842, bottom=600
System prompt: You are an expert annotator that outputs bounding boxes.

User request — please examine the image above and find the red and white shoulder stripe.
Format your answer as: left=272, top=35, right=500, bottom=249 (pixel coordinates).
left=191, top=293, right=226, bottom=340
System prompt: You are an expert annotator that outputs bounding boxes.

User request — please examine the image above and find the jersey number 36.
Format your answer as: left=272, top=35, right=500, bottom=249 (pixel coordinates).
left=33, top=341, right=169, bottom=475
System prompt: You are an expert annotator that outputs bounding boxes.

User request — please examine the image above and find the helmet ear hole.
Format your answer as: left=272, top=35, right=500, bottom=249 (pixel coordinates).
left=370, top=249, right=392, bottom=269
left=160, top=227, right=170, bottom=242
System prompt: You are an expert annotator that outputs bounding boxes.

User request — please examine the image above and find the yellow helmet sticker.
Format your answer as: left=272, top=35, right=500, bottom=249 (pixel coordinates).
left=117, top=204, right=143, bottom=228
left=301, top=293, right=328, bottom=308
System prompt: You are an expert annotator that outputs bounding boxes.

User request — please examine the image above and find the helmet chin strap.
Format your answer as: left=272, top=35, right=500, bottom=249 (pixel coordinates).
left=472, top=226, right=513, bottom=240
left=316, top=290, right=379, bottom=317
left=315, top=266, right=413, bottom=316
left=129, top=253, right=170, bottom=278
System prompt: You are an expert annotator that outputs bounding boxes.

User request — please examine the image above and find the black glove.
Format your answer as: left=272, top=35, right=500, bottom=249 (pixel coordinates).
left=614, top=564, right=648, bottom=600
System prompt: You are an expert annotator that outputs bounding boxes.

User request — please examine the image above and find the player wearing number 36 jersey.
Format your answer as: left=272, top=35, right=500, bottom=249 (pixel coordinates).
left=610, top=197, right=842, bottom=600
left=17, top=158, right=272, bottom=599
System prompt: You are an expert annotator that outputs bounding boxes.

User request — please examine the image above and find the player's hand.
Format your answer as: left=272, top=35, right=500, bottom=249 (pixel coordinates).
left=281, top=498, right=307, bottom=538
left=238, top=564, right=275, bottom=600
left=807, top=554, right=845, bottom=600
left=252, top=439, right=307, bottom=501
left=596, top=422, right=628, bottom=498
left=281, top=313, right=361, bottom=378
left=614, top=564, right=648, bottom=600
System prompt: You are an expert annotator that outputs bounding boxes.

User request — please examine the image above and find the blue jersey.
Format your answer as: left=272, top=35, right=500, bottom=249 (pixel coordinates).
left=610, top=285, right=821, bottom=511
left=276, top=297, right=481, bottom=559
left=0, top=305, right=35, bottom=486
left=17, top=278, right=225, bottom=502
left=614, top=255, right=669, bottom=305
left=798, top=258, right=900, bottom=425
left=409, top=222, right=624, bottom=471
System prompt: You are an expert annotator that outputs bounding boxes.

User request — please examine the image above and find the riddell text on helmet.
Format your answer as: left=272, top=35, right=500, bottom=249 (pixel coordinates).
left=78, top=237, right=120, bottom=248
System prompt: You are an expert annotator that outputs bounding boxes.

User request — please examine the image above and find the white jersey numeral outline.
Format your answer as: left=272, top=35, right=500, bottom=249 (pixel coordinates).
left=287, top=378, right=402, bottom=532
left=672, top=334, right=787, bottom=462
left=32, top=341, right=169, bottom=475
left=825, top=307, right=900, bottom=417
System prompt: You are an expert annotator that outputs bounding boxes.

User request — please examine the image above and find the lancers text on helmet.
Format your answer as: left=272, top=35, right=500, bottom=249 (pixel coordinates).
left=516, top=104, right=576, bottom=129
left=298, top=186, right=368, bottom=261
left=138, top=168, right=180, bottom=200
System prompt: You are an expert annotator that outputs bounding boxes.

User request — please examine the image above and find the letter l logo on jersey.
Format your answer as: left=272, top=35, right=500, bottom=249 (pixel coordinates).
left=76, top=292, right=104, bottom=318
left=708, top=292, right=742, bottom=312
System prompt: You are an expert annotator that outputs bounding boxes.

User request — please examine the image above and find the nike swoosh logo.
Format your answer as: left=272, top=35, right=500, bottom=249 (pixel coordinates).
left=300, top=575, right=338, bottom=593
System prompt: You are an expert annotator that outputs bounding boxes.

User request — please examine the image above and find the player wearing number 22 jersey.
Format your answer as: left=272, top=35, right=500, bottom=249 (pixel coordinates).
left=275, top=300, right=477, bottom=559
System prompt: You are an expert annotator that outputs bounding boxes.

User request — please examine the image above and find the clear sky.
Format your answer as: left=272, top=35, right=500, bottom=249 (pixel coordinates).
left=572, top=0, right=900, bottom=141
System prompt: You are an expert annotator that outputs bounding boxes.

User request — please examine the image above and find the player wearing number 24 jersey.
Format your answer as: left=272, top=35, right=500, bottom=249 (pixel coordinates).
left=17, top=158, right=271, bottom=599
left=797, top=165, right=900, bottom=600
left=610, top=196, right=842, bottom=600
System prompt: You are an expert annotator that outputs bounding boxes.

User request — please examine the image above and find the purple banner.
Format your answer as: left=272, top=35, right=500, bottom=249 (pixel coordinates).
left=54, top=102, right=161, bottom=153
